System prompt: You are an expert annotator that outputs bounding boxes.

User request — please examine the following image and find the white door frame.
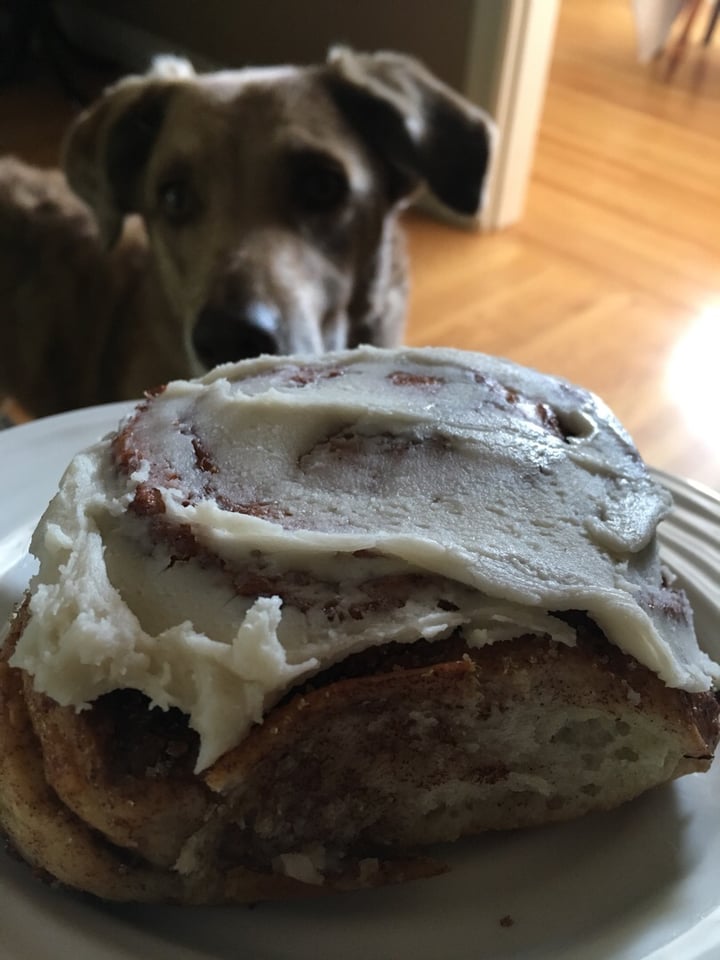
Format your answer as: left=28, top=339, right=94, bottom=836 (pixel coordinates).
left=467, top=0, right=560, bottom=230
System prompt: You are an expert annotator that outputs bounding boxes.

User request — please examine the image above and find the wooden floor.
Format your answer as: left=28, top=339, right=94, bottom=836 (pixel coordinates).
left=405, top=0, right=720, bottom=491
left=1, top=0, right=719, bottom=488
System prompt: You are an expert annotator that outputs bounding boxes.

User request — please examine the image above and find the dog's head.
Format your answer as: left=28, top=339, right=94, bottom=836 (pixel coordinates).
left=64, top=49, right=494, bottom=372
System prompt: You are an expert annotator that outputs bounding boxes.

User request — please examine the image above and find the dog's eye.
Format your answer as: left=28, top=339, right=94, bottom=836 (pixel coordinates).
left=157, top=179, right=195, bottom=223
left=292, top=157, right=349, bottom=213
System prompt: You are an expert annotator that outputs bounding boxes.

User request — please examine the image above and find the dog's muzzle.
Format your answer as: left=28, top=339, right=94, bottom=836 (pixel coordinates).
left=192, top=302, right=280, bottom=369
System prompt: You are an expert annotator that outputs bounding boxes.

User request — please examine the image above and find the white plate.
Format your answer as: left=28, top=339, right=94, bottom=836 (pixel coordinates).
left=1, top=406, right=719, bottom=960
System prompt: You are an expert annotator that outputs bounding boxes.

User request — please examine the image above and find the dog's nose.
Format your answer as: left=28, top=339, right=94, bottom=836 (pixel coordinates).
left=192, top=302, right=280, bottom=369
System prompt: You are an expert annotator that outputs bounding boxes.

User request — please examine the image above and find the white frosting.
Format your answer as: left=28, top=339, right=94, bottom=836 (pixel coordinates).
left=11, top=347, right=720, bottom=771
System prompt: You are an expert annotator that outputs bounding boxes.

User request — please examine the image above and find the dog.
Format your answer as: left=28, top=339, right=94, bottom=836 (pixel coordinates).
left=0, top=48, right=494, bottom=418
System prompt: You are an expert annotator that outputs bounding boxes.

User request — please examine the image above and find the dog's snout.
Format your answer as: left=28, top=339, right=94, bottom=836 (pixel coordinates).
left=192, top=302, right=280, bottom=369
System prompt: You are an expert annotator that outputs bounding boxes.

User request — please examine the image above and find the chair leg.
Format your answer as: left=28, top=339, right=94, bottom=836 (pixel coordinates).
left=704, top=0, right=720, bottom=44
left=665, top=0, right=704, bottom=78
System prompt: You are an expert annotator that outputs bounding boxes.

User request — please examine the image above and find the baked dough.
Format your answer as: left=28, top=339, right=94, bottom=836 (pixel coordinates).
left=1, top=346, right=718, bottom=901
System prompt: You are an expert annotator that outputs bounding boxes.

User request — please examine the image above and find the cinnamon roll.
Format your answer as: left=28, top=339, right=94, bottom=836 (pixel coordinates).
left=2, top=346, right=718, bottom=902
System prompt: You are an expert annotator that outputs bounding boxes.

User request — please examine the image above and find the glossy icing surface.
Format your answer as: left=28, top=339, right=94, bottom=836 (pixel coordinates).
left=12, top=347, right=719, bottom=770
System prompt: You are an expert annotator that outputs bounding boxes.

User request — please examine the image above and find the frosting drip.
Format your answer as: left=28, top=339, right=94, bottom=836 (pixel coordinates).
left=12, top=347, right=719, bottom=771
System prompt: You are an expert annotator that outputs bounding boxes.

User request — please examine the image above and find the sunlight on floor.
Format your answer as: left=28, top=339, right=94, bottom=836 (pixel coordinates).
left=665, top=303, right=720, bottom=441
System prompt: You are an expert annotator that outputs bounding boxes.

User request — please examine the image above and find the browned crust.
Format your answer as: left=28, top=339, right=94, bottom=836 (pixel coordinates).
left=206, top=610, right=719, bottom=791
left=0, top=601, right=184, bottom=901
left=1, top=598, right=718, bottom=903
left=0, top=599, right=441, bottom=902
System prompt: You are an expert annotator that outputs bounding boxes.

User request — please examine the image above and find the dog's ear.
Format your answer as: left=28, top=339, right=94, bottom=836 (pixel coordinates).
left=325, top=47, right=495, bottom=216
left=62, top=71, right=187, bottom=248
